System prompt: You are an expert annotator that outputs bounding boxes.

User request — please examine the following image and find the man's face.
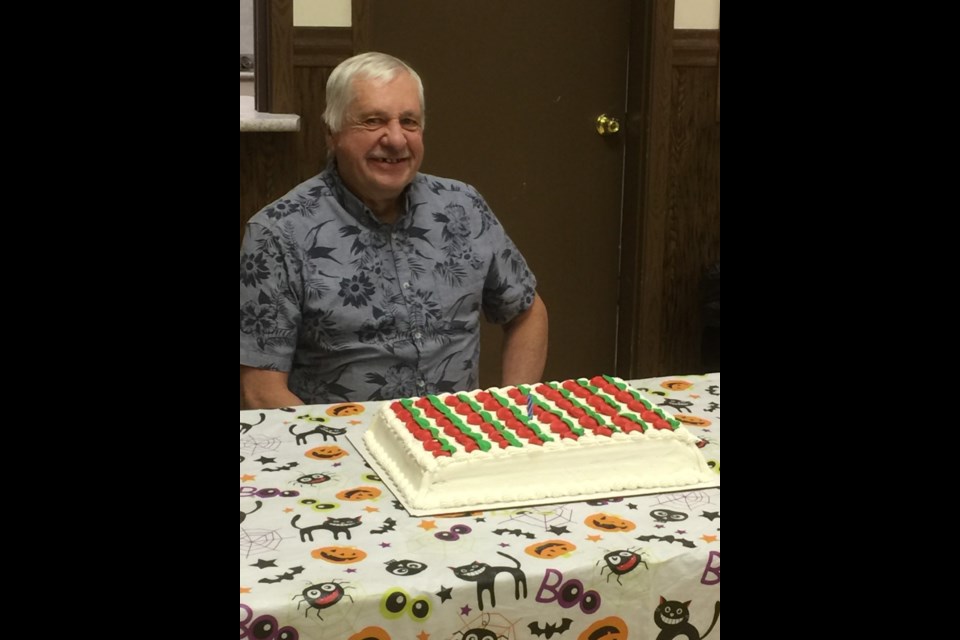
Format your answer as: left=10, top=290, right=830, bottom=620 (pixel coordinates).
left=330, top=72, right=424, bottom=211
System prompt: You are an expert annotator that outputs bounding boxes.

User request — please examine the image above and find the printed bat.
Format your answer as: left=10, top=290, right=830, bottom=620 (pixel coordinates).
left=528, top=618, right=573, bottom=638
left=262, top=462, right=300, bottom=472
left=636, top=534, right=697, bottom=548
left=492, top=528, right=536, bottom=539
left=258, top=565, right=305, bottom=584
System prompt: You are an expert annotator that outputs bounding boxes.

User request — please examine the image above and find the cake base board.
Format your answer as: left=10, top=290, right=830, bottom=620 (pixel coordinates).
left=347, top=433, right=720, bottom=516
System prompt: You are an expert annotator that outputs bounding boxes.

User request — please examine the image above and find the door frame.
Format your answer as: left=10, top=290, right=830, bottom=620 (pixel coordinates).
left=253, top=0, right=295, bottom=114
left=352, top=0, right=676, bottom=379
left=619, top=0, right=675, bottom=379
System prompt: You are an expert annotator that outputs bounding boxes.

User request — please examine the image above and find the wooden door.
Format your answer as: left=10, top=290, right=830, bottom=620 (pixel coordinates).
left=356, top=0, right=631, bottom=386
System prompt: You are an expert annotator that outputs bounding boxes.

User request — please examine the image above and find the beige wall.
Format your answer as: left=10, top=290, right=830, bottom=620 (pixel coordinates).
left=293, top=0, right=720, bottom=28
left=295, top=0, right=351, bottom=27
left=675, top=0, right=720, bottom=29
left=241, top=0, right=254, bottom=53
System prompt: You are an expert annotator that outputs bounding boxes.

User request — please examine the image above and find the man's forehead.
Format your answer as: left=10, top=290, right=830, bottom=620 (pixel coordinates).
left=353, top=73, right=414, bottom=92
left=353, top=107, right=421, bottom=117
left=353, top=73, right=417, bottom=95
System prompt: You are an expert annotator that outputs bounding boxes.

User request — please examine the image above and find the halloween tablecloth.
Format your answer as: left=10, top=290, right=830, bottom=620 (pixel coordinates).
left=240, top=373, right=720, bottom=639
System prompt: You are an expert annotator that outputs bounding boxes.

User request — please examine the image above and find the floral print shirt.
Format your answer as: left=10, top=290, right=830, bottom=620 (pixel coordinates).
left=239, top=164, right=538, bottom=404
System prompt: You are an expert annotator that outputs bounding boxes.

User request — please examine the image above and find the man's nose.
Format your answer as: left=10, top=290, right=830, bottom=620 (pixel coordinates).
left=380, top=120, right=407, bottom=147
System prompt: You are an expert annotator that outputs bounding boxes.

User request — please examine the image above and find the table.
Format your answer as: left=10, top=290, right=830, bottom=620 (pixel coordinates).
left=240, top=373, right=720, bottom=639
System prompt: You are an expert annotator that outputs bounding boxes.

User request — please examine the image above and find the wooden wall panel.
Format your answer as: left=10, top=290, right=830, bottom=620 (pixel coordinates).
left=292, top=64, right=333, bottom=183
left=619, top=0, right=676, bottom=380
left=240, top=27, right=353, bottom=246
left=239, top=22, right=720, bottom=378
left=239, top=133, right=297, bottom=245
left=660, top=29, right=720, bottom=373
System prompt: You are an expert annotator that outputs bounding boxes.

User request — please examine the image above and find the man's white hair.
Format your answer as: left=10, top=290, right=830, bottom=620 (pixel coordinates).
left=323, top=51, right=425, bottom=134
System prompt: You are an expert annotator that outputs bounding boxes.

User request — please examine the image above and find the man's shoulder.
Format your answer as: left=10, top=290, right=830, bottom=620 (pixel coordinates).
left=247, top=171, right=339, bottom=228
left=410, top=173, right=479, bottom=200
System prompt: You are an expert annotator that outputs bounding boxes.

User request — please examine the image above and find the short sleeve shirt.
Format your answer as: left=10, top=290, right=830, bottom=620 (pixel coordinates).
left=239, top=164, right=538, bottom=404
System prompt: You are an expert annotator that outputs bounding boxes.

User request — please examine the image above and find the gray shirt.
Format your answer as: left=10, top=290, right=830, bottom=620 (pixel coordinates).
left=239, top=164, right=537, bottom=404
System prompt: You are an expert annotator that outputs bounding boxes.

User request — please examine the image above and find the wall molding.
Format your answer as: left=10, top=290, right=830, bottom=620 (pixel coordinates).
left=254, top=0, right=295, bottom=113
left=673, top=29, right=719, bottom=67
left=293, top=27, right=353, bottom=68
left=288, top=29, right=718, bottom=76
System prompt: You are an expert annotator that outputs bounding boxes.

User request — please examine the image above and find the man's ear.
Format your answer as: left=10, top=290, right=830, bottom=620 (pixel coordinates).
left=325, top=129, right=337, bottom=158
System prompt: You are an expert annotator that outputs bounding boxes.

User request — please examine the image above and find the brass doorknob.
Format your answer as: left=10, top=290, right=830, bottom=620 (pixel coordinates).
left=596, top=114, right=621, bottom=136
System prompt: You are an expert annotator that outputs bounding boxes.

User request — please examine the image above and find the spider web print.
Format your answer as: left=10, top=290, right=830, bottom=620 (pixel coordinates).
left=648, top=490, right=715, bottom=512
left=240, top=527, right=286, bottom=558
left=456, top=612, right=519, bottom=640
left=498, top=506, right=574, bottom=531
left=241, top=435, right=285, bottom=458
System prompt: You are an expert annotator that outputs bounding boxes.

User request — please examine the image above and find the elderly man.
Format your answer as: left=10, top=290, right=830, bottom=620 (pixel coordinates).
left=240, top=52, right=548, bottom=408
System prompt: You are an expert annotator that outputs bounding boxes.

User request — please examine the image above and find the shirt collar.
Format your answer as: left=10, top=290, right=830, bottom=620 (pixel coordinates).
left=326, top=160, right=417, bottom=230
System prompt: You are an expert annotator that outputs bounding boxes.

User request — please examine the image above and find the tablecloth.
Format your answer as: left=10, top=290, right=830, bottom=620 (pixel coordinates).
left=240, top=373, right=720, bottom=639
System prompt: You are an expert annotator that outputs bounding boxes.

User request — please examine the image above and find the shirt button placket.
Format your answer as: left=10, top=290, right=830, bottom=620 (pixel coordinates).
left=389, top=233, right=423, bottom=381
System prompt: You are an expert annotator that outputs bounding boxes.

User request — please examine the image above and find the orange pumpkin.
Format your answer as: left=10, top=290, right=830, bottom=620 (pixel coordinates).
left=304, top=445, right=349, bottom=460
left=672, top=414, right=712, bottom=427
left=579, top=616, right=628, bottom=640
left=584, top=513, right=636, bottom=533
left=348, top=627, right=390, bottom=640
left=326, top=403, right=365, bottom=417
left=310, top=545, right=367, bottom=564
left=525, top=539, right=577, bottom=559
left=336, top=486, right=382, bottom=501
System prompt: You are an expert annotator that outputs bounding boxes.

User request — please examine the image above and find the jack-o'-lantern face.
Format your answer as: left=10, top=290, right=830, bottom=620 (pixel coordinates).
left=672, top=414, right=712, bottom=427
left=435, top=511, right=483, bottom=519
left=348, top=627, right=391, bottom=640
left=336, top=486, right=382, bottom=501
left=578, top=616, right=628, bottom=640
left=585, top=513, right=636, bottom=532
left=525, top=539, right=577, bottom=559
left=305, top=445, right=349, bottom=460
left=327, top=403, right=365, bottom=417
left=311, top=545, right=367, bottom=564
left=660, top=379, right=693, bottom=391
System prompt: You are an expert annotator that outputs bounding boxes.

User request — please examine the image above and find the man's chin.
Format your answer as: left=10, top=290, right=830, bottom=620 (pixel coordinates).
left=368, top=174, right=412, bottom=194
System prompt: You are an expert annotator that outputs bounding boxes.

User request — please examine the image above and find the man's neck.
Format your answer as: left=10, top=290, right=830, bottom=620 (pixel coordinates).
left=366, top=199, right=401, bottom=225
left=330, top=161, right=406, bottom=226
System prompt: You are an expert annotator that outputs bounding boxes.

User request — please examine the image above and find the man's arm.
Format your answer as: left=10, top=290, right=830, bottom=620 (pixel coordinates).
left=501, top=293, right=549, bottom=386
left=239, top=366, right=304, bottom=409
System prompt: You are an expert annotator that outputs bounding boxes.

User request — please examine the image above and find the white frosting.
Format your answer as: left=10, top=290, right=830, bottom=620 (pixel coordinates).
left=363, top=377, right=714, bottom=510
